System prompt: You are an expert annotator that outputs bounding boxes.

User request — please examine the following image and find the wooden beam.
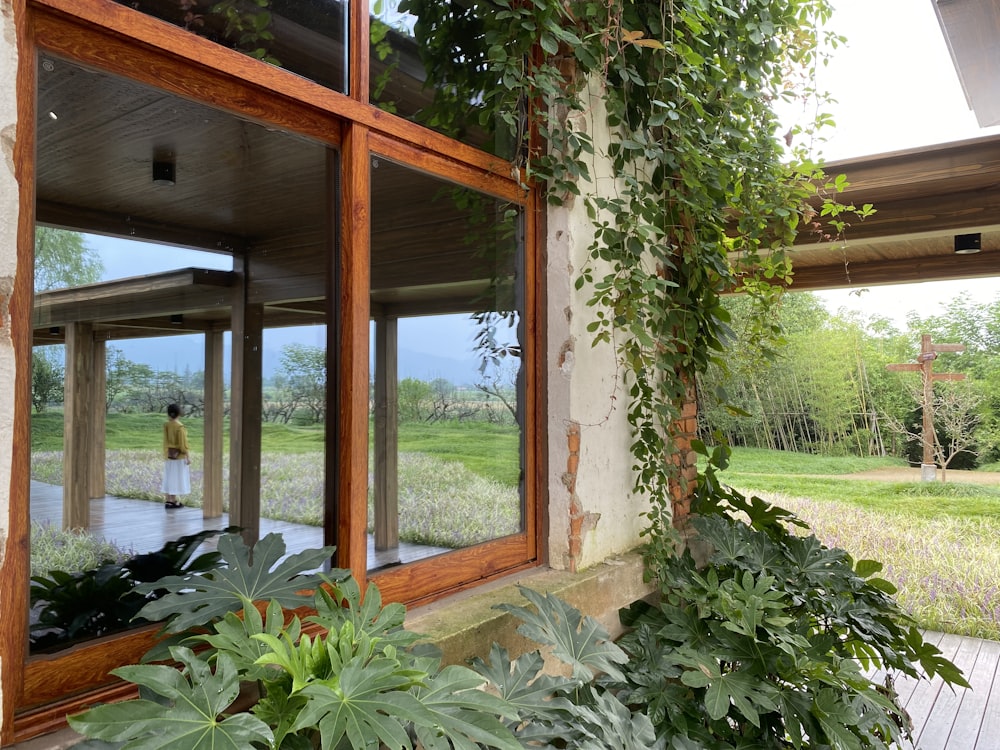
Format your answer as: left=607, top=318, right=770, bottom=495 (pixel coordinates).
left=37, top=200, right=249, bottom=253
left=807, top=189, right=1000, bottom=243
left=33, top=269, right=235, bottom=329
left=90, top=339, right=106, bottom=499
left=786, top=249, right=1000, bottom=292
left=337, top=124, right=370, bottom=579
left=229, top=262, right=263, bottom=546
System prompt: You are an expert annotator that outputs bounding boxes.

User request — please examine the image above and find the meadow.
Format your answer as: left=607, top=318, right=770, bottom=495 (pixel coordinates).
left=30, top=412, right=521, bottom=571
left=721, top=447, right=1000, bottom=640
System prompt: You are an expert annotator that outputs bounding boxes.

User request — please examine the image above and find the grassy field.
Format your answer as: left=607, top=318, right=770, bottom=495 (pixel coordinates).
left=32, top=416, right=999, bottom=640
left=30, top=411, right=521, bottom=555
left=720, top=447, right=1000, bottom=640
left=31, top=411, right=518, bottom=484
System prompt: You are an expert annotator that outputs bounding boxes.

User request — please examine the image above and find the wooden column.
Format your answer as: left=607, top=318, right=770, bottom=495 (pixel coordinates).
left=229, top=258, right=263, bottom=544
left=89, top=338, right=106, bottom=499
left=203, top=329, right=225, bottom=519
left=373, top=315, right=398, bottom=551
left=338, top=125, right=371, bottom=579
left=63, top=322, right=92, bottom=530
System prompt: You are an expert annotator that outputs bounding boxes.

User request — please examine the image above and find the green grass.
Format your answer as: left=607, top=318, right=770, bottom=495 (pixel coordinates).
left=723, top=475, right=1000, bottom=521
left=32, top=412, right=518, bottom=483
left=714, top=447, right=1000, bottom=640
left=720, top=447, right=906, bottom=476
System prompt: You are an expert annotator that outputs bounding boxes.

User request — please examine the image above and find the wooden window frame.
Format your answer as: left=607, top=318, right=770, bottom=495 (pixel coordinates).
left=3, top=0, right=544, bottom=743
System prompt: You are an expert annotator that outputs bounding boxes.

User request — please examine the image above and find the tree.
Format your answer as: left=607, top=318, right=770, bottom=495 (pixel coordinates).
left=277, top=344, right=326, bottom=423
left=884, top=380, right=983, bottom=481
left=398, top=377, right=433, bottom=422
left=34, top=227, right=103, bottom=291
left=105, top=347, right=154, bottom=413
left=31, top=349, right=64, bottom=412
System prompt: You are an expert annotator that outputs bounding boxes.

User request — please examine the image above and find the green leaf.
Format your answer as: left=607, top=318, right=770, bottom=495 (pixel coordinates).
left=496, top=586, right=628, bottom=682
left=68, top=648, right=273, bottom=749
left=136, top=533, right=341, bottom=632
left=854, top=559, right=883, bottom=578
left=294, top=656, right=428, bottom=750
left=411, top=665, right=521, bottom=750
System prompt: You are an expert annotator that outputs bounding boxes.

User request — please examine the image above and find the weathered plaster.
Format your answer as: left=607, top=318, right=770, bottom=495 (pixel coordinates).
left=546, top=77, right=653, bottom=571
left=0, top=0, right=19, bottom=732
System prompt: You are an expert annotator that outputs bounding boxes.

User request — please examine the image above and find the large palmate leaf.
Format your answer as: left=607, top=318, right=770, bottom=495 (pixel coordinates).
left=472, top=644, right=574, bottom=720
left=136, top=533, right=342, bottom=632
left=293, top=656, right=430, bottom=750
left=68, top=647, right=273, bottom=749
left=410, top=665, right=522, bottom=750
left=496, top=586, right=628, bottom=682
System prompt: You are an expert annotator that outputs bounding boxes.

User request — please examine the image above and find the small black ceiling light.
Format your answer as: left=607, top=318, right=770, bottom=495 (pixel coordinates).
left=152, top=154, right=176, bottom=186
left=954, top=233, right=981, bottom=255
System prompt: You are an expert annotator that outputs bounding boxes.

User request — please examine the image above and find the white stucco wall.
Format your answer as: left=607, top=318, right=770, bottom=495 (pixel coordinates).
left=0, top=0, right=19, bottom=731
left=546, top=78, right=652, bottom=571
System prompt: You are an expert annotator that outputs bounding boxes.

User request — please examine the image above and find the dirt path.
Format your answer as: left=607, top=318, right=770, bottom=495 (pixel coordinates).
left=837, top=467, right=1000, bottom=485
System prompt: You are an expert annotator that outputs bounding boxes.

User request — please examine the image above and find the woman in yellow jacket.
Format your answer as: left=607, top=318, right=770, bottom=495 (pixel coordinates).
left=161, top=403, right=191, bottom=508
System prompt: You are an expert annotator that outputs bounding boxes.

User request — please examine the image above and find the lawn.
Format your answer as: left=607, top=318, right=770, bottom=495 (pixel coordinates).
left=720, top=447, right=1000, bottom=640
left=30, top=412, right=521, bottom=554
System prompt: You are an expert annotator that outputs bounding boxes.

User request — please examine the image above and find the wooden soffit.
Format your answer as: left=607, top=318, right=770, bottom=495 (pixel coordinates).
left=787, top=133, right=1000, bottom=291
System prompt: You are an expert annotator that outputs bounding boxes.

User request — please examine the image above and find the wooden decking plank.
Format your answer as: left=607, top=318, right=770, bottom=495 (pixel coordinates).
left=903, top=632, right=965, bottom=742
left=973, top=639, right=1000, bottom=750
left=914, top=634, right=982, bottom=749
left=944, top=637, right=1000, bottom=750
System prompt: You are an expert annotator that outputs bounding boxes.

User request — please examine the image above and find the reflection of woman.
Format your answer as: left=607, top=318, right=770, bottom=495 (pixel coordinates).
left=162, top=403, right=191, bottom=508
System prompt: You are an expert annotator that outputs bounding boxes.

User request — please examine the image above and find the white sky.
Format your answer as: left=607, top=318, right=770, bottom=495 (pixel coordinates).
left=804, top=0, right=1000, bottom=327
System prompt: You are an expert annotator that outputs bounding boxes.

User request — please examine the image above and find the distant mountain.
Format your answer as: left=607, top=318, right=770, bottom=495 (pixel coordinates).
left=110, top=335, right=482, bottom=386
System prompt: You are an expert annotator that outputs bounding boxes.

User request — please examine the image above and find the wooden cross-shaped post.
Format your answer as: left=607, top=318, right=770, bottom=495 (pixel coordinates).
left=887, top=334, right=965, bottom=482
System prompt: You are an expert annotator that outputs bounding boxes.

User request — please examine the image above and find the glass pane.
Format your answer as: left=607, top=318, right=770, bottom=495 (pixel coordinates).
left=369, top=0, right=513, bottom=157
left=31, top=56, right=335, bottom=653
left=368, top=156, right=524, bottom=572
left=121, top=0, right=349, bottom=92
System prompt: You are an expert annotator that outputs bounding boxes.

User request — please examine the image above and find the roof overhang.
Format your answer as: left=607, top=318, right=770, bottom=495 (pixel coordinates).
left=787, top=133, right=1000, bottom=291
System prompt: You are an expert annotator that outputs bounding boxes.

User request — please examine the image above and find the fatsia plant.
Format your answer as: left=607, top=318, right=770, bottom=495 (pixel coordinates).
left=617, top=441, right=969, bottom=749
left=68, top=532, right=522, bottom=750
left=30, top=527, right=234, bottom=652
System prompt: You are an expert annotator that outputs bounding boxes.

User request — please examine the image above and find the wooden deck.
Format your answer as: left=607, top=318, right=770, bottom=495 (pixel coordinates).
left=879, top=630, right=1000, bottom=750
left=29, top=480, right=450, bottom=571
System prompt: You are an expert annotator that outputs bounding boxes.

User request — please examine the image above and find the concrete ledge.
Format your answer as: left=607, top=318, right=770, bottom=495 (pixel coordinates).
left=405, top=552, right=654, bottom=667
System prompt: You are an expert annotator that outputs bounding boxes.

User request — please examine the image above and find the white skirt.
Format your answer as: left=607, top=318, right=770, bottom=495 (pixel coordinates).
left=161, top=459, right=191, bottom=496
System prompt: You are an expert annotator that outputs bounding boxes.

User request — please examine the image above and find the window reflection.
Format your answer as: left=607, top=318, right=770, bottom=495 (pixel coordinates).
left=370, top=0, right=514, bottom=157
left=368, top=157, right=524, bottom=572
left=31, top=57, right=333, bottom=652
left=120, top=0, right=349, bottom=92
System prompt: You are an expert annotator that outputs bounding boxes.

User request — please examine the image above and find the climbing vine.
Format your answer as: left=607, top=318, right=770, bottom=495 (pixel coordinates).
left=402, top=0, right=856, bottom=538
left=498, top=1, right=855, bottom=534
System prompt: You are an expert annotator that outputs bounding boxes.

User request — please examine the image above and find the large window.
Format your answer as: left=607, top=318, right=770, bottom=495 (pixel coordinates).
left=368, top=158, right=525, bottom=572
left=7, top=0, right=538, bottom=740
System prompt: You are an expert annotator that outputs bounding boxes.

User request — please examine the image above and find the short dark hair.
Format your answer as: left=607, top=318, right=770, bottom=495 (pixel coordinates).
left=167, top=403, right=181, bottom=418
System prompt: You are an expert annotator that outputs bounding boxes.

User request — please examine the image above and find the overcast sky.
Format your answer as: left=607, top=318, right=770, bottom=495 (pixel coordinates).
left=807, top=0, right=1000, bottom=326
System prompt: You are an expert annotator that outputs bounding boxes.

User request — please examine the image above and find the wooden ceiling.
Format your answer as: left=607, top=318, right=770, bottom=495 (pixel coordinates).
left=32, top=53, right=512, bottom=345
